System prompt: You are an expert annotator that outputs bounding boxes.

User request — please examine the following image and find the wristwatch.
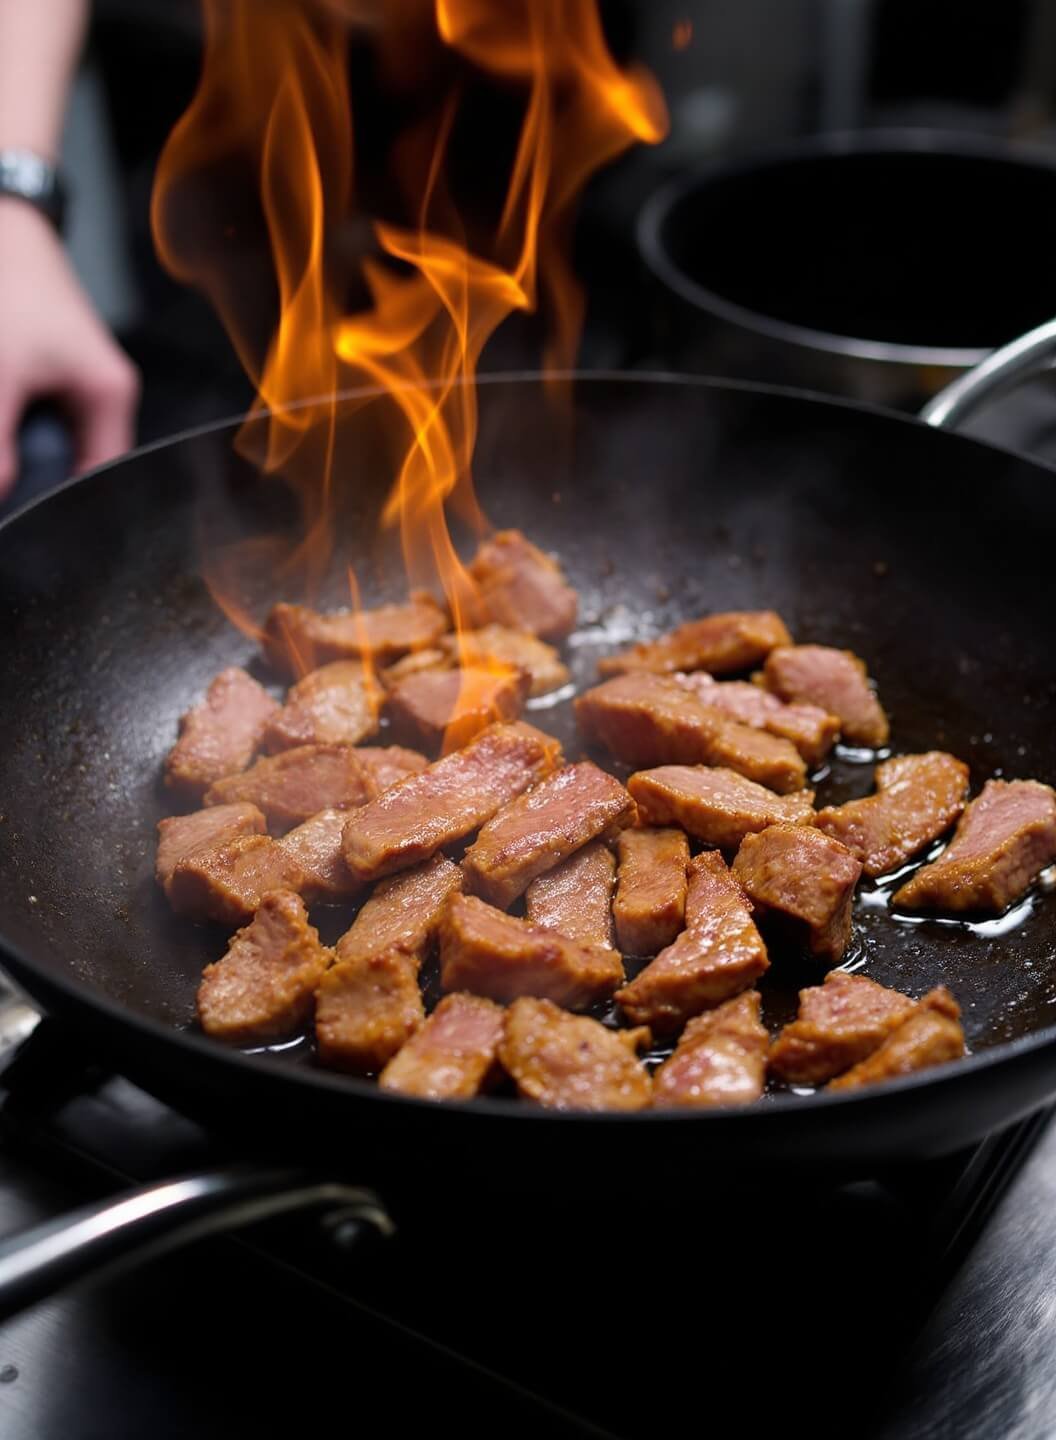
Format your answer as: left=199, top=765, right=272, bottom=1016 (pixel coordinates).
left=0, top=149, right=67, bottom=229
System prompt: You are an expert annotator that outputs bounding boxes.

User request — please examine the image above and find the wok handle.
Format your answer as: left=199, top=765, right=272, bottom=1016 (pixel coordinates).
left=920, top=316, right=1056, bottom=430
left=0, top=1165, right=394, bottom=1322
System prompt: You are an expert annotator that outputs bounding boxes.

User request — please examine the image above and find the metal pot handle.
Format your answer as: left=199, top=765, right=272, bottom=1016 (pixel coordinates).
left=920, top=316, right=1056, bottom=430
left=0, top=1165, right=393, bottom=1322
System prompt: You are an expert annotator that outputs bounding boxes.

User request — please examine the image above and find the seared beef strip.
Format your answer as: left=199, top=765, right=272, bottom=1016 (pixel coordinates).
left=356, top=745, right=428, bottom=790
left=197, top=890, right=332, bottom=1044
left=380, top=648, right=450, bottom=687
left=439, top=894, right=624, bottom=1009
left=598, top=610, right=791, bottom=678
left=379, top=993, right=505, bottom=1099
left=768, top=971, right=918, bottom=1085
left=342, top=721, right=562, bottom=884
left=466, top=530, right=578, bottom=641
left=262, top=660, right=380, bottom=752
left=279, top=809, right=362, bottom=903
left=313, top=857, right=460, bottom=1074
left=205, top=744, right=378, bottom=833
left=732, top=824, right=862, bottom=965
left=524, top=842, right=616, bottom=949
left=167, top=835, right=306, bottom=926
left=828, top=988, right=965, bottom=1090
left=315, top=950, right=424, bottom=1074
left=497, top=997, right=652, bottom=1111
left=762, top=645, right=889, bottom=747
left=815, top=751, right=969, bottom=877
left=628, top=764, right=815, bottom=850
left=615, top=851, right=769, bottom=1032
left=652, top=991, right=768, bottom=1109
left=575, top=673, right=807, bottom=793
left=155, top=802, right=265, bottom=898
left=263, top=595, right=448, bottom=677
left=336, top=854, right=462, bottom=968
left=613, top=827, right=689, bottom=956
left=165, top=668, right=279, bottom=802
left=462, top=761, right=636, bottom=908
left=442, top=625, right=570, bottom=697
left=677, top=672, right=839, bottom=765
left=386, top=665, right=530, bottom=754
left=894, top=778, right=1056, bottom=913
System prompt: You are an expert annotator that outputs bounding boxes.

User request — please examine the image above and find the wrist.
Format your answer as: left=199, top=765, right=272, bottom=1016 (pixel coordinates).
left=0, top=194, right=64, bottom=248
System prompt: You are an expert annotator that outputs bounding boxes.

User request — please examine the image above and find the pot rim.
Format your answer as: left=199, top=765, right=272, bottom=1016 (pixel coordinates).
left=637, top=127, right=1056, bottom=370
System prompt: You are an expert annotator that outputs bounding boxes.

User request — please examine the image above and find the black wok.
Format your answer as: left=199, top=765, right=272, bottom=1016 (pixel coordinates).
left=1, top=367, right=1056, bottom=1309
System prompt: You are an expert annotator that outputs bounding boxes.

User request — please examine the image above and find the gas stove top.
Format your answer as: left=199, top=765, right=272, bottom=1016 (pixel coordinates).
left=0, top=983, right=1053, bottom=1439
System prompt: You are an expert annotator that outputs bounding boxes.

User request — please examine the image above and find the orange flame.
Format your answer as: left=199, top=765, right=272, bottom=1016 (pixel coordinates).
left=152, top=0, right=667, bottom=727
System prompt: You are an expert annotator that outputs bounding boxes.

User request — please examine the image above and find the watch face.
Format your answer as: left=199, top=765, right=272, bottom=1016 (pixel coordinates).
left=0, top=150, right=64, bottom=224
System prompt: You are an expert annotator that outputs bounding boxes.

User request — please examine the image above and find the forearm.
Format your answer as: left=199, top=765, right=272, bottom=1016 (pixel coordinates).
left=0, top=0, right=88, bottom=156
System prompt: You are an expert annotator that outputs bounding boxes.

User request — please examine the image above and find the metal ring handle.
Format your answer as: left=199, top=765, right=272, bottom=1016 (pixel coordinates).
left=920, top=316, right=1056, bottom=430
left=0, top=1165, right=393, bottom=1322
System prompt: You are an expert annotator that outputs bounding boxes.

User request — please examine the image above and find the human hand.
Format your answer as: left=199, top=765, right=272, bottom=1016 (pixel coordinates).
left=0, top=199, right=139, bottom=500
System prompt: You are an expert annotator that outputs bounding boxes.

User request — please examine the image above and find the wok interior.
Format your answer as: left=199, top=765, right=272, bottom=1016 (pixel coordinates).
left=1, top=375, right=1055, bottom=1075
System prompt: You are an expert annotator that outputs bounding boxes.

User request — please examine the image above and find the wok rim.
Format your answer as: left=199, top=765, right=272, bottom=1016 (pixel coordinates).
left=3, top=367, right=1056, bottom=1131
left=636, top=128, right=1056, bottom=370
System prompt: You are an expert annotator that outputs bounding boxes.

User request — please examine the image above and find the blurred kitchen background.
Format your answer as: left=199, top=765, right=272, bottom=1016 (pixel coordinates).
left=25, top=0, right=1056, bottom=487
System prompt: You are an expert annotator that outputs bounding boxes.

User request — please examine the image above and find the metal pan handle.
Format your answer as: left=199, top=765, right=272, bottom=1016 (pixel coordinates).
left=920, top=316, right=1056, bottom=430
left=0, top=1165, right=393, bottom=1323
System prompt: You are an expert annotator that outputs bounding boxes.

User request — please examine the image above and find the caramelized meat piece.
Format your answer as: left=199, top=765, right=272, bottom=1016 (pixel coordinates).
left=379, top=993, right=505, bottom=1100
left=205, top=743, right=377, bottom=833
left=653, top=992, right=768, bottom=1109
left=263, top=595, right=448, bottom=677
left=498, top=997, right=652, bottom=1111
left=380, top=647, right=450, bottom=687
left=440, top=894, right=624, bottom=1009
left=768, top=971, right=918, bottom=1085
left=262, top=660, right=380, bottom=752
left=732, top=824, right=862, bottom=964
left=342, top=721, right=562, bottom=884
left=598, top=610, right=791, bottom=678
left=164, top=668, right=279, bottom=801
left=815, top=751, right=969, bottom=877
left=613, top=827, right=689, bottom=956
left=356, top=744, right=428, bottom=791
left=677, top=673, right=839, bottom=765
left=386, top=666, right=530, bottom=754
left=279, top=809, right=361, bottom=903
left=628, top=765, right=815, bottom=850
left=167, top=835, right=306, bottom=926
left=462, top=762, right=636, bottom=908
left=336, top=854, right=462, bottom=968
left=196, top=890, right=332, bottom=1043
left=155, top=802, right=266, bottom=897
left=525, top=842, right=616, bottom=949
left=762, top=645, right=889, bottom=747
left=894, top=778, right=1056, bottom=913
left=616, top=851, right=769, bottom=1032
left=315, top=950, right=423, bottom=1074
left=466, top=530, right=578, bottom=641
left=316, top=850, right=459, bottom=1070
left=829, top=988, right=965, bottom=1091
left=442, top=625, right=570, bottom=698
left=576, top=673, right=806, bottom=794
